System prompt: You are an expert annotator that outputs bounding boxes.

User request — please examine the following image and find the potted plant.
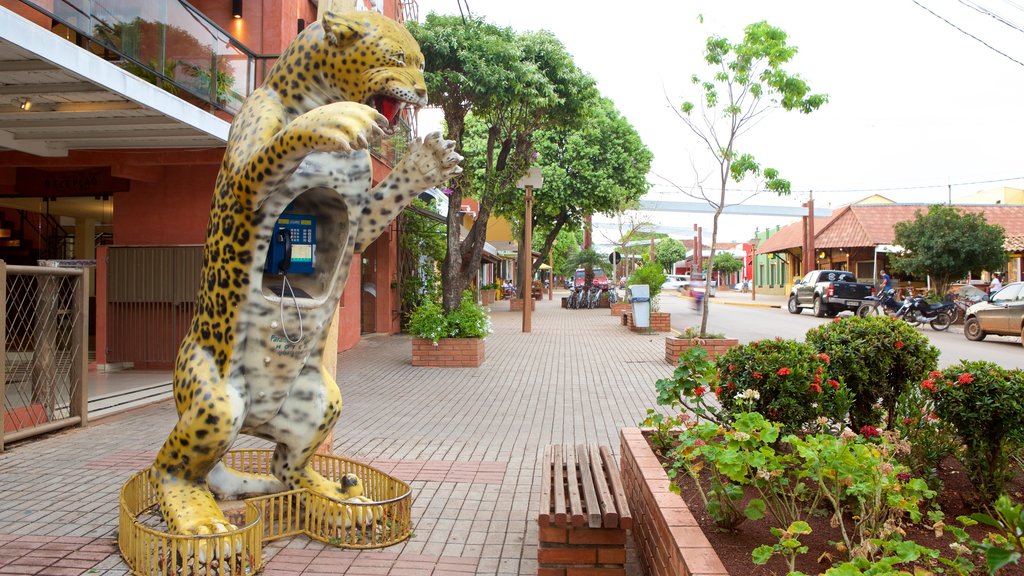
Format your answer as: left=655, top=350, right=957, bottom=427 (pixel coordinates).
left=480, top=282, right=499, bottom=305
left=408, top=290, right=490, bottom=367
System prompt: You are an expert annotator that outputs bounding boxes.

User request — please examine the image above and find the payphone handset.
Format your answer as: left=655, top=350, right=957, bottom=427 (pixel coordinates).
left=266, top=212, right=317, bottom=345
left=268, top=213, right=316, bottom=275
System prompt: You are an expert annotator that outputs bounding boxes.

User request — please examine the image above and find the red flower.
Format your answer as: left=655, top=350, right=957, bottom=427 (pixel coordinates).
left=777, top=367, right=791, bottom=376
left=809, top=383, right=822, bottom=394
left=727, top=382, right=736, bottom=390
left=693, top=386, right=706, bottom=396
left=828, top=379, right=840, bottom=390
left=894, top=341, right=905, bottom=349
left=728, top=363, right=736, bottom=373
left=818, top=353, right=831, bottom=364
left=902, top=417, right=915, bottom=425
left=957, top=373, right=974, bottom=385
left=812, top=374, right=822, bottom=385
left=929, top=370, right=943, bottom=379
left=920, top=379, right=936, bottom=392
left=714, top=386, right=722, bottom=396
left=897, top=472, right=911, bottom=482
left=753, top=371, right=763, bottom=380
left=859, top=425, right=880, bottom=438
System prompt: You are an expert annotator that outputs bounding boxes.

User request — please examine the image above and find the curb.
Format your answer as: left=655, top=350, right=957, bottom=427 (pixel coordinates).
left=672, top=292, right=781, bottom=310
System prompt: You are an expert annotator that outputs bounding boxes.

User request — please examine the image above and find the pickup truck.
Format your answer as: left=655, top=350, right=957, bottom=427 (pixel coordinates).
left=787, top=270, right=876, bottom=317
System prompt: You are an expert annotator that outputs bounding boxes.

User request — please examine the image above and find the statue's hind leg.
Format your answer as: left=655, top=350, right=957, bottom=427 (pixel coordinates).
left=151, top=339, right=245, bottom=535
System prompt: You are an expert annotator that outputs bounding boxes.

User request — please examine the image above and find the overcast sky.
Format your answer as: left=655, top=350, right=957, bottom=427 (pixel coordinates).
left=413, top=0, right=1024, bottom=243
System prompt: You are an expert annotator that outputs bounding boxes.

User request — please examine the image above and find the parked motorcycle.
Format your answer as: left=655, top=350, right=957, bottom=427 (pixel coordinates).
left=894, top=294, right=955, bottom=331
left=856, top=289, right=902, bottom=318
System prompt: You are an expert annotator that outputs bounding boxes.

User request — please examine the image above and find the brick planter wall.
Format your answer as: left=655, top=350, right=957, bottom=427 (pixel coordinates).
left=610, top=302, right=631, bottom=317
left=664, top=337, right=740, bottom=364
left=538, top=526, right=627, bottom=576
left=510, top=298, right=535, bottom=311
left=627, top=311, right=671, bottom=333
left=619, top=428, right=728, bottom=576
left=411, top=338, right=485, bottom=367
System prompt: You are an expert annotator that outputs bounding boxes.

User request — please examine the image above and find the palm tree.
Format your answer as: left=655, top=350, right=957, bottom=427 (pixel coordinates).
left=570, top=248, right=605, bottom=290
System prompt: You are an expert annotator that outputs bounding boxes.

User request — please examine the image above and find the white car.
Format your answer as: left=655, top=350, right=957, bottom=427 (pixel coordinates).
left=661, top=274, right=690, bottom=291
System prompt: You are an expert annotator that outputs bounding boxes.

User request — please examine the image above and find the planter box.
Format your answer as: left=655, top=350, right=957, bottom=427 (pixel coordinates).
left=610, top=302, right=631, bottom=317
left=481, top=289, right=496, bottom=305
left=620, top=428, right=728, bottom=576
left=626, top=311, right=671, bottom=333
left=411, top=337, right=485, bottom=367
left=664, top=336, right=740, bottom=364
left=510, top=298, right=535, bottom=311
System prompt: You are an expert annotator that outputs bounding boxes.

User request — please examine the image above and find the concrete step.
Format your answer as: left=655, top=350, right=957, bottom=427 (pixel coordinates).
left=88, top=381, right=173, bottom=420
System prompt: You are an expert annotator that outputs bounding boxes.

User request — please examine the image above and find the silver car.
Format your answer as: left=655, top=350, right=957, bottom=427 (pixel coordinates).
left=964, top=281, right=1024, bottom=345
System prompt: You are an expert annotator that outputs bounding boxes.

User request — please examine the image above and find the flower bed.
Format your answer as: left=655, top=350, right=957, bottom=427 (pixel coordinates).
left=664, top=336, right=738, bottom=364
left=623, top=311, right=671, bottom=332
left=510, top=297, right=535, bottom=311
left=411, top=337, right=484, bottom=367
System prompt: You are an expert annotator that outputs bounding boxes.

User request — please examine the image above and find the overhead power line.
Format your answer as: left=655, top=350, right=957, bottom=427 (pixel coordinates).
left=645, top=174, right=1024, bottom=196
left=910, top=0, right=1024, bottom=68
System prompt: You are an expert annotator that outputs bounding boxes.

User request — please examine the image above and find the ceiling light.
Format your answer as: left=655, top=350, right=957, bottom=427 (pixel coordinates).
left=232, top=0, right=242, bottom=19
left=18, top=97, right=31, bottom=111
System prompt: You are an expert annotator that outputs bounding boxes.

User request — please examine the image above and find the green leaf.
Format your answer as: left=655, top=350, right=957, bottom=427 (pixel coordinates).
left=752, top=545, right=774, bottom=565
left=788, top=520, right=812, bottom=535
left=982, top=545, right=1021, bottom=574
left=745, top=498, right=766, bottom=520
left=970, top=513, right=1003, bottom=529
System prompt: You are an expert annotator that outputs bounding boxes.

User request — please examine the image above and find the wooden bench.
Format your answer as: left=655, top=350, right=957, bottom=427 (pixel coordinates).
left=538, top=444, right=633, bottom=576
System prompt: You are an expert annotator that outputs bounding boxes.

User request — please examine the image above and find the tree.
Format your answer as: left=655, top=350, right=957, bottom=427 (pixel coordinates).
left=655, top=238, right=688, bottom=273
left=672, top=21, right=827, bottom=336
left=889, top=205, right=1007, bottom=296
left=408, top=16, right=596, bottom=312
left=597, top=214, right=656, bottom=279
left=570, top=248, right=605, bottom=290
left=709, top=252, right=744, bottom=282
left=495, top=97, right=652, bottom=280
left=536, top=228, right=581, bottom=287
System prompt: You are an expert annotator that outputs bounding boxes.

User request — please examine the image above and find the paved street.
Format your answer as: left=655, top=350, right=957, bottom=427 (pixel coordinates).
left=664, top=290, right=1024, bottom=369
left=0, top=293, right=672, bottom=576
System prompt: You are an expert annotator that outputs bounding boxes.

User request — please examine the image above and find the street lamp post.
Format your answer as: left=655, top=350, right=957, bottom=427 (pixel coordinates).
left=517, top=167, right=543, bottom=333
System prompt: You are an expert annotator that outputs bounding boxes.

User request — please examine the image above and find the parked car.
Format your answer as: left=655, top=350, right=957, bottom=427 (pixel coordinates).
left=788, top=270, right=875, bottom=317
left=574, top=267, right=610, bottom=288
left=963, top=281, right=1024, bottom=345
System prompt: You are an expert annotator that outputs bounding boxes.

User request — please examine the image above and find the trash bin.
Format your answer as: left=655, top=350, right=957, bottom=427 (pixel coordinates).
left=629, top=284, right=651, bottom=329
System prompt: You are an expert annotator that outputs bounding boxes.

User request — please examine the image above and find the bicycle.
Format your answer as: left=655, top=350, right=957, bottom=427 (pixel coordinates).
left=606, top=286, right=618, bottom=304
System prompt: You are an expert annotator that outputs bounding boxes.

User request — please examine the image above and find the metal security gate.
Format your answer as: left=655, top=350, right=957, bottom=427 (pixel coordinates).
left=105, top=246, right=202, bottom=369
left=1, top=262, right=88, bottom=451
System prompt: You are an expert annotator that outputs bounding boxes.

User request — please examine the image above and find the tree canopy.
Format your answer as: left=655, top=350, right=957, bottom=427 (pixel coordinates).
left=408, top=14, right=597, bottom=311
left=710, top=252, right=744, bottom=276
left=890, top=205, right=1007, bottom=296
left=674, top=21, right=827, bottom=335
left=655, top=238, right=688, bottom=272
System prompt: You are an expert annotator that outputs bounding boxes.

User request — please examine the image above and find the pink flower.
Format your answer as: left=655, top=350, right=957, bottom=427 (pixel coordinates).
left=777, top=367, right=791, bottom=377
left=894, top=341, right=905, bottom=350
left=920, top=379, right=936, bottom=392
left=694, top=439, right=706, bottom=447
left=818, top=353, right=831, bottom=364
left=958, top=373, right=974, bottom=385
left=859, top=425, right=880, bottom=438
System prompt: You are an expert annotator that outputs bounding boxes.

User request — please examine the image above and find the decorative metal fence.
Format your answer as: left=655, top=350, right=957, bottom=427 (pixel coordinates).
left=1, top=262, right=88, bottom=451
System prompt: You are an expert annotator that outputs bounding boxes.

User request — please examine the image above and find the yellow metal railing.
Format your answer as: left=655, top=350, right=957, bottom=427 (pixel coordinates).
left=119, top=450, right=413, bottom=575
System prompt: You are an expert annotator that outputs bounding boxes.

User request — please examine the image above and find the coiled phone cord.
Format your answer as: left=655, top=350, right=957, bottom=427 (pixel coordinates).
left=279, top=273, right=304, bottom=344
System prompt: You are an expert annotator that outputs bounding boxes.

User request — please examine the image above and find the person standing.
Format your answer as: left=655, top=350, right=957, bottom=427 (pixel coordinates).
left=990, top=273, right=1003, bottom=294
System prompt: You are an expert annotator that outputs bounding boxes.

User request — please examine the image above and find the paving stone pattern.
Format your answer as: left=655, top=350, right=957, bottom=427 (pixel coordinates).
left=0, top=296, right=674, bottom=575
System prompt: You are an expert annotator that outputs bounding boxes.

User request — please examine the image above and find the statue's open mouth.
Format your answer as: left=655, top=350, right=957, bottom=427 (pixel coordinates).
left=368, top=95, right=409, bottom=133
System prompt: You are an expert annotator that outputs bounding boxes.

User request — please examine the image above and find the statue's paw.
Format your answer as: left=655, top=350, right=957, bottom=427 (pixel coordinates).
left=409, top=131, right=463, bottom=186
left=180, top=519, right=242, bottom=563
left=305, top=102, right=389, bottom=153
left=320, top=496, right=384, bottom=531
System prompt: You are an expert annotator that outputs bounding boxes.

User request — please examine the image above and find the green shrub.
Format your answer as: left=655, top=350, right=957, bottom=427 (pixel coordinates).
left=894, top=385, right=959, bottom=491
left=678, top=326, right=726, bottom=339
left=714, top=338, right=847, bottom=432
left=804, top=315, right=938, bottom=431
left=627, top=263, right=667, bottom=308
left=408, top=290, right=490, bottom=343
left=927, top=361, right=1024, bottom=503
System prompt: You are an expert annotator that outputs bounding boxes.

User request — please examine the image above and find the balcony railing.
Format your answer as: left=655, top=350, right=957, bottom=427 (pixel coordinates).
left=16, top=0, right=277, bottom=116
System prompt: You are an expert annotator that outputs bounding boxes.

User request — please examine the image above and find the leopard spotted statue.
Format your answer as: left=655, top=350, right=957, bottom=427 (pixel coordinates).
left=150, top=11, right=461, bottom=536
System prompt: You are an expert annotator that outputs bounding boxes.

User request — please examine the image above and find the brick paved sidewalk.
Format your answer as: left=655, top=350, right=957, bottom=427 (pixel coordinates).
left=0, top=294, right=674, bottom=575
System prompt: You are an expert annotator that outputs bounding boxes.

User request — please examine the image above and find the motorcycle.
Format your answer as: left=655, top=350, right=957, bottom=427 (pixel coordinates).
left=894, top=294, right=955, bottom=331
left=856, top=289, right=902, bottom=318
